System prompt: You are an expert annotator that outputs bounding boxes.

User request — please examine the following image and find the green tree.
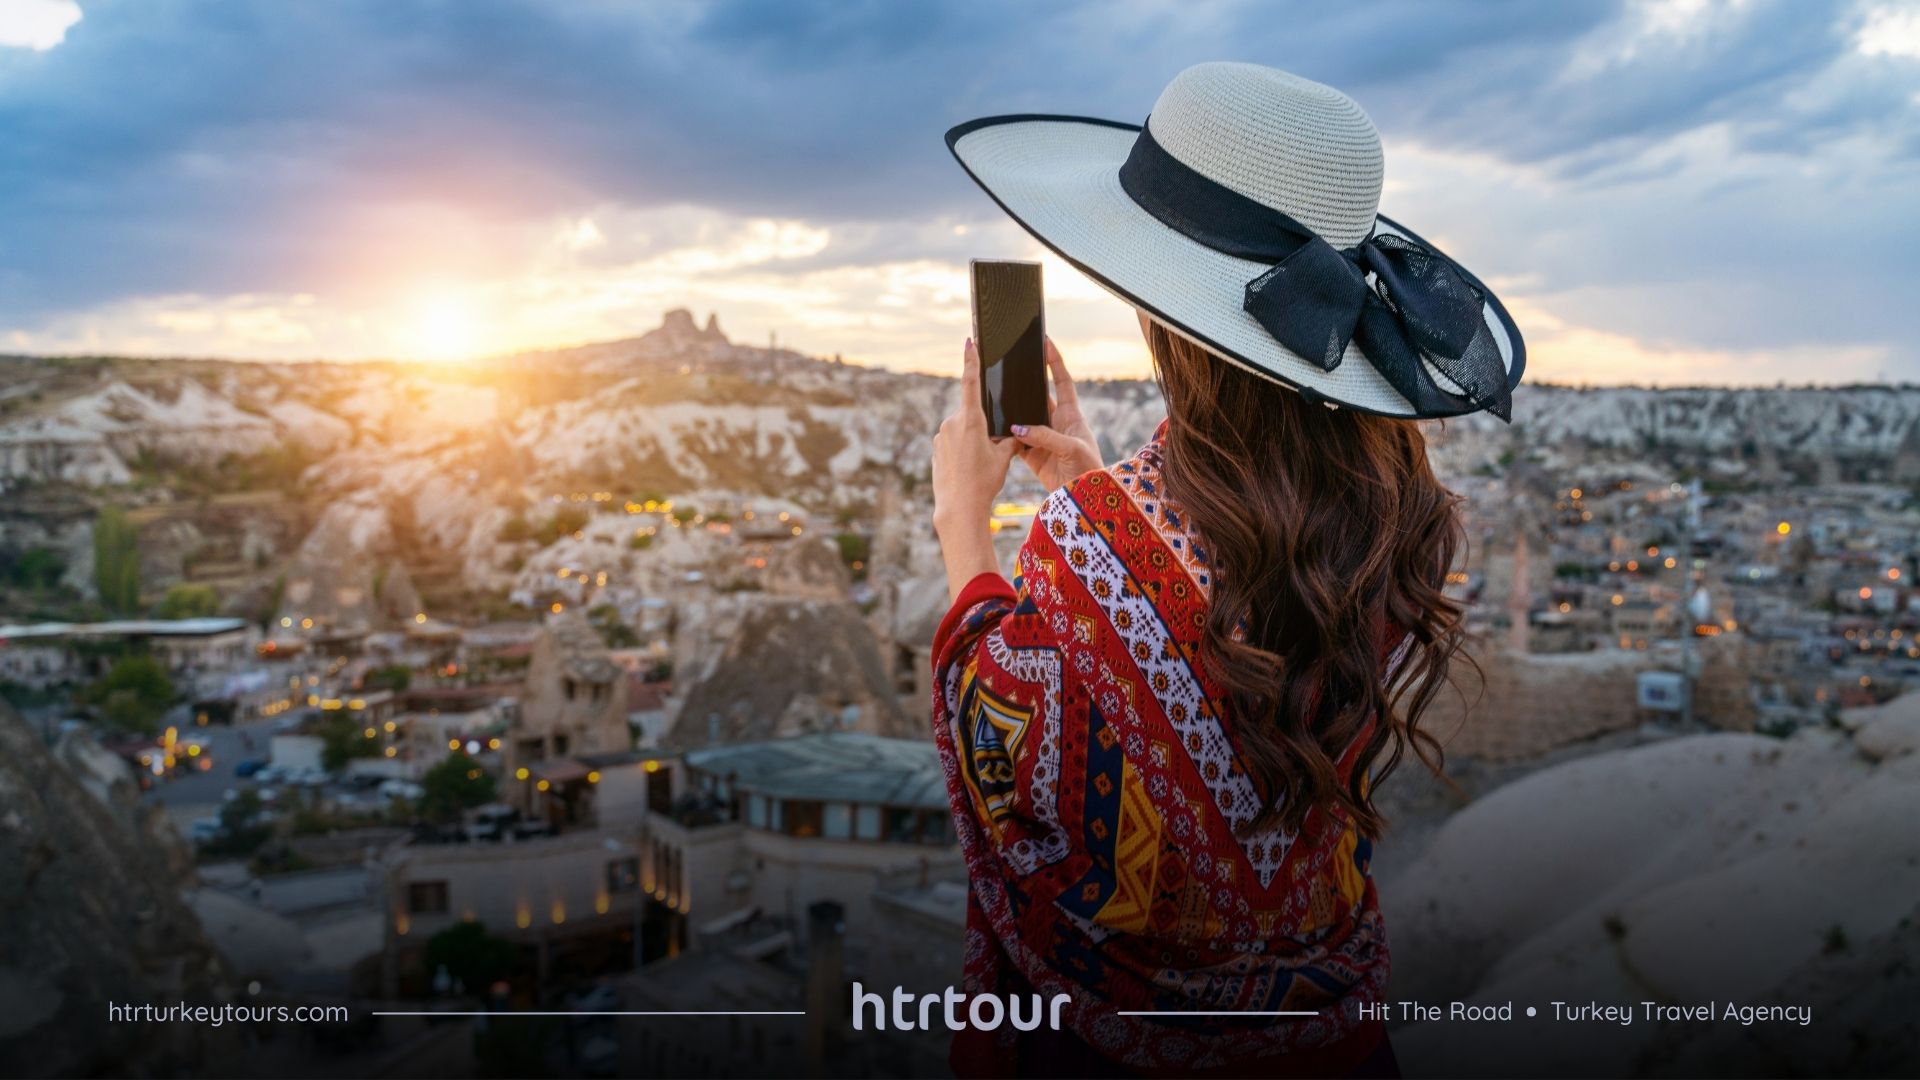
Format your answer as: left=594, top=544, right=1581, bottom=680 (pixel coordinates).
left=221, top=787, right=263, bottom=832
left=834, top=532, right=869, bottom=566
left=588, top=604, right=639, bottom=649
left=418, top=751, right=496, bottom=823
left=317, top=714, right=381, bottom=772
left=365, top=664, right=412, bottom=692
left=424, top=920, right=518, bottom=994
left=203, top=787, right=272, bottom=857
left=93, top=505, right=141, bottom=613
left=155, top=583, right=219, bottom=619
left=534, top=507, right=590, bottom=546
left=89, top=655, right=174, bottom=734
left=3, top=546, right=64, bottom=590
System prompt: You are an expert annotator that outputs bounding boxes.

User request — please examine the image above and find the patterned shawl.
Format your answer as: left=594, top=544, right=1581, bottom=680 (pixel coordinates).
left=930, top=426, right=1396, bottom=1077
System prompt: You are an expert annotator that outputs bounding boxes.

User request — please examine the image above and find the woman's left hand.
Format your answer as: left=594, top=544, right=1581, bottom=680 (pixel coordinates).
left=932, top=337, right=1019, bottom=537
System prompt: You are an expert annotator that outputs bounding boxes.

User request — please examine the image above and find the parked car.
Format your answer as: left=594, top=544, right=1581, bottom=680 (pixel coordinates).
left=378, top=779, right=425, bottom=802
left=466, top=803, right=521, bottom=842
left=188, top=818, right=225, bottom=844
left=233, top=758, right=267, bottom=778
left=253, top=765, right=289, bottom=785
left=411, top=822, right=467, bottom=845
left=512, top=818, right=558, bottom=840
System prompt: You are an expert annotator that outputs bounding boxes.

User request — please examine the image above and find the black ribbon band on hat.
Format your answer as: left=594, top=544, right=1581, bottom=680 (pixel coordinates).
left=1117, top=121, right=1512, bottom=421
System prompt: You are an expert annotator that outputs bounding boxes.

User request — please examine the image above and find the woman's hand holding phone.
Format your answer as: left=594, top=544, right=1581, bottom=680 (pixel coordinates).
left=1010, top=337, right=1103, bottom=490
left=932, top=336, right=1105, bottom=601
left=932, top=338, right=1019, bottom=599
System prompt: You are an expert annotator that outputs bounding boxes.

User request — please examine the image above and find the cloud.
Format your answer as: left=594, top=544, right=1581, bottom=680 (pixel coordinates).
left=1501, top=295, right=1892, bottom=387
left=0, top=0, right=1915, bottom=379
left=0, top=0, right=81, bottom=51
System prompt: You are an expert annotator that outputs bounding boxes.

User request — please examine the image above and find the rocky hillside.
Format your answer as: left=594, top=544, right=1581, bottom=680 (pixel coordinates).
left=1434, top=383, right=1920, bottom=485
left=6, top=315, right=1916, bottom=500
left=4, top=310, right=1917, bottom=616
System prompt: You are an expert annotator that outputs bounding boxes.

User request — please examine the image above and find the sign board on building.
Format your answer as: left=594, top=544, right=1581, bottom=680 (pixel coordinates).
left=1637, top=670, right=1689, bottom=713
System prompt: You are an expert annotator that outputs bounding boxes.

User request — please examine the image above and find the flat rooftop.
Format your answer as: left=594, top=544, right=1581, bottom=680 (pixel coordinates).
left=0, top=617, right=251, bottom=642
left=686, top=732, right=946, bottom=810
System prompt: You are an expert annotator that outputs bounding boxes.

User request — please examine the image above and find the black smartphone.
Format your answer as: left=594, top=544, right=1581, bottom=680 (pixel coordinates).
left=969, top=259, right=1049, bottom=438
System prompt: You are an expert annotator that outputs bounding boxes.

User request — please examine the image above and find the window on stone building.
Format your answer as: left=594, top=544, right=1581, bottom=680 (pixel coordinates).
left=823, top=803, right=850, bottom=839
left=408, top=881, right=449, bottom=914
left=784, top=800, right=823, bottom=838
left=607, top=857, right=639, bottom=894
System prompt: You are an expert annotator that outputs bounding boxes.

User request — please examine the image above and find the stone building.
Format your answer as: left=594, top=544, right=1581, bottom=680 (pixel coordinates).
left=503, top=613, right=630, bottom=823
left=1429, top=634, right=1757, bottom=761
left=632, top=732, right=962, bottom=961
left=379, top=828, right=644, bottom=997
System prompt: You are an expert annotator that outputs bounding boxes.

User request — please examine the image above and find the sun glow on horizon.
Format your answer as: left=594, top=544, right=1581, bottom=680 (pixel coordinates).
left=404, top=289, right=484, bottom=362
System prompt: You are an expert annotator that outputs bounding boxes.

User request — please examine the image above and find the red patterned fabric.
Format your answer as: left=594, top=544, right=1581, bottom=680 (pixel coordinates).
left=931, top=426, right=1400, bottom=1076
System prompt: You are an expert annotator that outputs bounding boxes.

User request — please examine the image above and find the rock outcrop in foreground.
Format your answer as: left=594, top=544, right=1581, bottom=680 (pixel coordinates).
left=0, top=704, right=229, bottom=1076
left=1385, top=714, right=1920, bottom=1078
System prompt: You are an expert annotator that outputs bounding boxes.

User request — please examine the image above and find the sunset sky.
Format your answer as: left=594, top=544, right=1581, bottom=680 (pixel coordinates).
left=1, top=0, right=1916, bottom=382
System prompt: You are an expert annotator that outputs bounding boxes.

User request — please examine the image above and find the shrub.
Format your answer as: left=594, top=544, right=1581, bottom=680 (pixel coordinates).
left=3, top=546, right=64, bottom=590
left=534, top=507, right=590, bottom=546
left=87, top=655, right=174, bottom=735
left=156, top=584, right=219, bottom=619
left=497, top=516, right=532, bottom=543
left=425, top=920, right=518, bottom=993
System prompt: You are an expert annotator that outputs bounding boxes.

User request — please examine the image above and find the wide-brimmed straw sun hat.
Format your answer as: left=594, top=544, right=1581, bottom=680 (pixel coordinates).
left=946, top=61, right=1524, bottom=421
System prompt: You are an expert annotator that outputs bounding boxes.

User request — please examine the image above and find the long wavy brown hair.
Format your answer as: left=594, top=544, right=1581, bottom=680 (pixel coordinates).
left=1147, top=322, right=1468, bottom=838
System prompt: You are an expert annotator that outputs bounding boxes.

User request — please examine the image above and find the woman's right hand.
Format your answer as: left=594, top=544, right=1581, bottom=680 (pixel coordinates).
left=1012, top=337, right=1103, bottom=490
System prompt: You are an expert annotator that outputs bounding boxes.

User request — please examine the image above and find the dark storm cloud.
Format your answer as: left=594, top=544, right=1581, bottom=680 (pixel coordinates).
left=0, top=0, right=1915, bottom=363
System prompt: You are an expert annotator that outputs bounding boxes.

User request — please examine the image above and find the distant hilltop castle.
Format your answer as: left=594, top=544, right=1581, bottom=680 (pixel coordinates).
left=638, top=308, right=729, bottom=352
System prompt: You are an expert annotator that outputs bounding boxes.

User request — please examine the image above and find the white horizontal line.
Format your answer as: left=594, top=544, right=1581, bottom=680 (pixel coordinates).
left=1116, top=1010, right=1318, bottom=1017
left=369, top=1010, right=807, bottom=1017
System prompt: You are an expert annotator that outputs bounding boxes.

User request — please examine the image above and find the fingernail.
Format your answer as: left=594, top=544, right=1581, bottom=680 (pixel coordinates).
left=1010, top=424, right=1028, bottom=436
left=965, top=337, right=973, bottom=350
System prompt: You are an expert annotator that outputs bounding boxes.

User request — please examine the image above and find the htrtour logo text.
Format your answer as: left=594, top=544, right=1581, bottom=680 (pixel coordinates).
left=852, top=983, right=1071, bottom=1032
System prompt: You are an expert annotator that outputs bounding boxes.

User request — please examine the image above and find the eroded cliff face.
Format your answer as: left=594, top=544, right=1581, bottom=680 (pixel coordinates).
left=667, top=596, right=914, bottom=748
left=0, top=703, right=230, bottom=1076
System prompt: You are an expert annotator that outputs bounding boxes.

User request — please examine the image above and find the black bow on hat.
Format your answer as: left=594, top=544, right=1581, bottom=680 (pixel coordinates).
left=1119, top=121, right=1513, bottom=421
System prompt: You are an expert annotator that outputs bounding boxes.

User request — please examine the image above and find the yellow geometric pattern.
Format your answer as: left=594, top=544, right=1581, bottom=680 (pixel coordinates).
left=1092, top=759, right=1162, bottom=934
